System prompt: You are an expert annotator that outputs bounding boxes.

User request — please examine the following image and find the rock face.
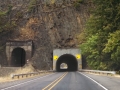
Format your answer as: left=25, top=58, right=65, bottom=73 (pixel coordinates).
left=0, top=0, right=91, bottom=69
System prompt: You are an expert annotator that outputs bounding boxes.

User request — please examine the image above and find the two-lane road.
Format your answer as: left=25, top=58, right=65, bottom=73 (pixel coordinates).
left=51, top=72, right=105, bottom=90
left=0, top=72, right=107, bottom=90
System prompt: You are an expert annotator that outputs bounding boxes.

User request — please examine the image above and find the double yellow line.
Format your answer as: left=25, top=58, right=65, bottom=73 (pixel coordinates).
left=42, top=72, right=68, bottom=90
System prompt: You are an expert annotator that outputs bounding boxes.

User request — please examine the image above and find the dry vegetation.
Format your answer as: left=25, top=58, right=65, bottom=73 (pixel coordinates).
left=0, top=64, right=38, bottom=83
left=14, top=18, right=39, bottom=40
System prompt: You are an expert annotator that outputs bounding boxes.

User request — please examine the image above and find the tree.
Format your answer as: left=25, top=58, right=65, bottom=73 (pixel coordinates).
left=80, top=0, right=120, bottom=70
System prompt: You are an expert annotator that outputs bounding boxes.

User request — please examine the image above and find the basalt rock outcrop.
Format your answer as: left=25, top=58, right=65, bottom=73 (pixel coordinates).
left=0, top=0, right=92, bottom=69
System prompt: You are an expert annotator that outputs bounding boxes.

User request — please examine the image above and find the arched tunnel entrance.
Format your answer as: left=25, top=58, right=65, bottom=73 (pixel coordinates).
left=56, top=54, right=78, bottom=72
left=11, top=48, right=26, bottom=67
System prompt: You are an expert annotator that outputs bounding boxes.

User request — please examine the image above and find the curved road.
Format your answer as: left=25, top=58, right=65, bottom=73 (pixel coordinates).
left=0, top=72, right=120, bottom=90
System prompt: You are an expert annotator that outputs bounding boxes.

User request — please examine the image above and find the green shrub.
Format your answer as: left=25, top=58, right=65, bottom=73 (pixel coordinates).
left=16, top=12, right=23, bottom=18
left=7, top=5, right=13, bottom=14
left=73, top=0, right=84, bottom=9
left=0, top=11, right=7, bottom=17
left=28, top=0, right=36, bottom=13
left=77, top=0, right=83, bottom=3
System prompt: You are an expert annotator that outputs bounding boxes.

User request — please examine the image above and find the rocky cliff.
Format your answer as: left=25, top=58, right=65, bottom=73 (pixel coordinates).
left=0, top=0, right=91, bottom=69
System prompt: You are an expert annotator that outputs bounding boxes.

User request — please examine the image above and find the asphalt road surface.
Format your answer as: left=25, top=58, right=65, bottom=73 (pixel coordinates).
left=0, top=72, right=120, bottom=90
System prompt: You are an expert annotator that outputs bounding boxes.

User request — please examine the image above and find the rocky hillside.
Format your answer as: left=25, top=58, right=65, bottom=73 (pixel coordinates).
left=0, top=0, right=91, bottom=69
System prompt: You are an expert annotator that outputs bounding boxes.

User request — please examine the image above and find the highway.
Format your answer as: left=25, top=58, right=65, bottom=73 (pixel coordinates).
left=0, top=72, right=120, bottom=90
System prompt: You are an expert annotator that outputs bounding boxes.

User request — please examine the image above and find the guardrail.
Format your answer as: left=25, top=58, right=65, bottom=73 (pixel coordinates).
left=11, top=71, right=49, bottom=79
left=79, top=69, right=116, bottom=75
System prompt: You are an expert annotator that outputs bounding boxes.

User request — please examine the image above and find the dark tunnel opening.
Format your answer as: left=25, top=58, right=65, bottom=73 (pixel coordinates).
left=11, top=48, right=26, bottom=67
left=56, top=54, right=78, bottom=72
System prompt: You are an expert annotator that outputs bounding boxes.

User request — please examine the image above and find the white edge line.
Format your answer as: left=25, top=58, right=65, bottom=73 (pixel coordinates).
left=1, top=73, right=55, bottom=90
left=78, top=72, right=108, bottom=90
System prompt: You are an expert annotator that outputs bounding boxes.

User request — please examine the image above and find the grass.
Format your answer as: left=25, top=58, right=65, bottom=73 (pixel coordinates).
left=0, top=64, right=37, bottom=83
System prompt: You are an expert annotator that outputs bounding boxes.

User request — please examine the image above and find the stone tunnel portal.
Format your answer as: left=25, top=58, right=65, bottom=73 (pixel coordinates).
left=6, top=41, right=32, bottom=67
left=11, top=48, right=26, bottom=67
left=56, top=54, right=78, bottom=72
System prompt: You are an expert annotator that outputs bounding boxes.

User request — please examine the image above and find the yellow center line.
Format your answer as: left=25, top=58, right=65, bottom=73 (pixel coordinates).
left=42, top=72, right=67, bottom=90
left=48, top=72, right=68, bottom=90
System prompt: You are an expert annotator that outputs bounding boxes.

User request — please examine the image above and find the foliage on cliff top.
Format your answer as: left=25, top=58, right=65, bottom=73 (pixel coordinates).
left=80, top=0, right=120, bottom=70
left=0, top=6, right=16, bottom=52
left=0, top=5, right=16, bottom=34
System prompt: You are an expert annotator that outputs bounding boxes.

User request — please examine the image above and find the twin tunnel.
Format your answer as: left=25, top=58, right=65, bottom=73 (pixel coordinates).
left=10, top=48, right=81, bottom=72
